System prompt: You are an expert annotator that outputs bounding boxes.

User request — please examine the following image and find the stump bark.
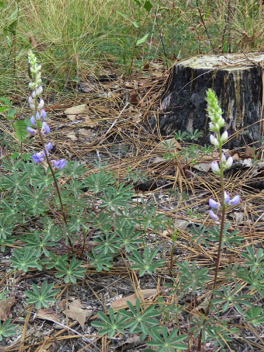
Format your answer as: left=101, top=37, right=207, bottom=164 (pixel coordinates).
left=160, top=53, right=264, bottom=148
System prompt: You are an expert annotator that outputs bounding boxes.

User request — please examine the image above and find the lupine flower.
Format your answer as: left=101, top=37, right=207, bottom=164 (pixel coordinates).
left=224, top=191, right=230, bottom=204
left=209, top=209, right=219, bottom=221
left=209, top=198, right=220, bottom=209
left=41, top=109, right=47, bottom=119
left=30, top=115, right=36, bottom=125
left=41, top=121, right=50, bottom=135
left=46, top=142, right=53, bottom=151
left=26, top=126, right=36, bottom=134
left=52, top=159, right=66, bottom=169
left=230, top=195, right=240, bottom=206
left=32, top=151, right=45, bottom=163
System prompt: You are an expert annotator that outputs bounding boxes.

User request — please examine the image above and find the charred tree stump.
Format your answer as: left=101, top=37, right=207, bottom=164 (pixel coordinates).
left=160, top=53, right=264, bottom=148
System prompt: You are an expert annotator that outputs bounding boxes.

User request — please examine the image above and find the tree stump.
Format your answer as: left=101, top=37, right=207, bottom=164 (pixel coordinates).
left=160, top=53, right=264, bottom=148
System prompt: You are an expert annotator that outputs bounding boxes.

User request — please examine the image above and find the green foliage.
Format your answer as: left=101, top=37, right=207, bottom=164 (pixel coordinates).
left=10, top=248, right=41, bottom=272
left=119, top=298, right=160, bottom=340
left=178, top=260, right=210, bottom=295
left=146, top=326, right=187, bottom=351
left=91, top=308, right=127, bottom=338
left=129, top=246, right=165, bottom=276
left=25, top=282, right=59, bottom=310
left=0, top=319, right=17, bottom=341
left=212, top=284, right=252, bottom=315
left=55, top=257, right=86, bottom=283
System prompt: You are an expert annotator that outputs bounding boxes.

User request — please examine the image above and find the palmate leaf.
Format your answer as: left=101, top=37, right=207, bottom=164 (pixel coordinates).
left=0, top=319, right=17, bottom=341
left=25, top=282, right=58, bottom=310
left=55, top=257, right=85, bottom=283
left=14, top=120, right=27, bottom=142
left=91, top=308, right=128, bottom=338
left=147, top=326, right=188, bottom=351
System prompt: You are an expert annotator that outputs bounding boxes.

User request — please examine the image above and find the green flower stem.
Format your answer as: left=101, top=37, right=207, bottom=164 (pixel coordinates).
left=34, top=107, right=72, bottom=250
left=198, top=132, right=226, bottom=351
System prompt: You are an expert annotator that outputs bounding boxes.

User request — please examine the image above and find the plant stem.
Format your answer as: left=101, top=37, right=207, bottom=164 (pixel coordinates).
left=197, top=138, right=226, bottom=351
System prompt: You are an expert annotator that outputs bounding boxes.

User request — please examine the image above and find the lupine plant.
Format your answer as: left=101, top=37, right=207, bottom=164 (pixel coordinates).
left=2, top=54, right=264, bottom=350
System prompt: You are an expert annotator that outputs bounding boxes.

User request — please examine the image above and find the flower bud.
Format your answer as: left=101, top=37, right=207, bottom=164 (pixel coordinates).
left=221, top=131, right=228, bottom=142
left=38, top=99, right=44, bottom=109
left=211, top=161, right=220, bottom=173
left=225, top=156, right=233, bottom=168
left=210, top=134, right=219, bottom=147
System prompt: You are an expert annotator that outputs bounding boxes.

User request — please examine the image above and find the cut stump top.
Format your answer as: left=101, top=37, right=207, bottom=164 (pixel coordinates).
left=180, top=52, right=264, bottom=71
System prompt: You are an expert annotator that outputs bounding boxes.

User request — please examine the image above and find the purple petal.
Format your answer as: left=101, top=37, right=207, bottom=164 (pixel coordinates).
left=52, top=159, right=66, bottom=169
left=41, top=109, right=47, bottom=119
left=230, top=195, right=240, bottom=206
left=224, top=191, right=230, bottom=204
left=26, top=126, right=36, bottom=134
left=35, top=112, right=40, bottom=120
left=46, top=142, right=53, bottom=151
left=209, top=209, right=219, bottom=221
left=30, top=116, right=36, bottom=125
left=32, top=151, right=45, bottom=163
left=209, top=198, right=220, bottom=209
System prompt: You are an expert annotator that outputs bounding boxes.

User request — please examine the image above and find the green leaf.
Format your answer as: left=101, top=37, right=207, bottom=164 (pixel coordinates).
left=7, top=108, right=16, bottom=118
left=136, top=33, right=150, bottom=46
left=0, top=107, right=8, bottom=113
left=14, top=120, right=27, bottom=142
left=144, top=0, right=153, bottom=12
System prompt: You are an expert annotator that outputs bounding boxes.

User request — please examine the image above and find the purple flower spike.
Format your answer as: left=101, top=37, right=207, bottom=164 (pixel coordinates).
left=41, top=121, right=50, bottom=135
left=52, top=159, right=65, bottom=169
left=209, top=198, right=220, bottom=209
left=224, top=191, right=230, bottom=204
left=26, top=126, right=36, bottom=134
left=32, top=151, right=45, bottom=163
left=30, top=115, right=36, bottom=125
left=230, top=195, right=240, bottom=206
left=209, top=209, right=219, bottom=221
left=41, top=109, right=47, bottom=119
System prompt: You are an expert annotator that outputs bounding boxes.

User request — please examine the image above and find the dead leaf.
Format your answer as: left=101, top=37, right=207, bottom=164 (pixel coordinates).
left=110, top=289, right=157, bottom=309
left=0, top=297, right=15, bottom=321
left=174, top=219, right=189, bottom=230
left=78, top=128, right=93, bottom=138
left=129, top=92, right=140, bottom=106
left=66, top=132, right=78, bottom=141
left=245, top=145, right=255, bottom=159
left=37, top=309, right=60, bottom=323
left=143, top=61, right=150, bottom=70
left=192, top=162, right=211, bottom=172
left=64, top=299, right=92, bottom=330
left=64, top=104, right=87, bottom=121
